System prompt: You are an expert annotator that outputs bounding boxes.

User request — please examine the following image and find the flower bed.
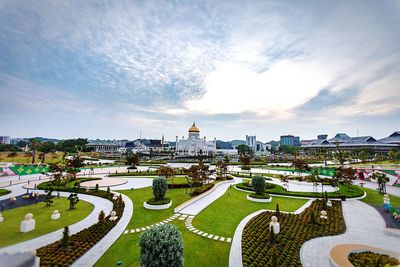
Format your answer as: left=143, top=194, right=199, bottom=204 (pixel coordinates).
left=349, top=251, right=400, bottom=267
left=242, top=199, right=345, bottom=266
left=36, top=191, right=125, bottom=266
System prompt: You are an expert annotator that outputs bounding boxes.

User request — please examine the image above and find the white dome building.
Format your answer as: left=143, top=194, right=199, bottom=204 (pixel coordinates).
left=175, top=122, right=217, bottom=156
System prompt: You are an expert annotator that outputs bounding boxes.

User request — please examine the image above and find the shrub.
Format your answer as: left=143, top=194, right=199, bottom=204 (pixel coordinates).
left=252, top=176, right=265, bottom=195
left=349, top=251, right=400, bottom=267
left=249, top=193, right=270, bottom=199
left=98, top=210, right=105, bottom=224
left=147, top=197, right=171, bottom=205
left=140, top=224, right=184, bottom=267
left=61, top=226, right=69, bottom=249
left=152, top=177, right=168, bottom=201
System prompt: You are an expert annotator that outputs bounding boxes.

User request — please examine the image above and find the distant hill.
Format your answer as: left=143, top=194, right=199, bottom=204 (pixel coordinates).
left=216, top=140, right=233, bottom=149
left=229, top=140, right=246, bottom=147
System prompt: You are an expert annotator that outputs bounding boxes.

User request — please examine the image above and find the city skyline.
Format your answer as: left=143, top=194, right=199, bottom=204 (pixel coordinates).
left=1, top=0, right=400, bottom=140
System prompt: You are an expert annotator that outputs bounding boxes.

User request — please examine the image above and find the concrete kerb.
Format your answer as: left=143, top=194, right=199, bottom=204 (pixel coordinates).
left=72, top=192, right=133, bottom=267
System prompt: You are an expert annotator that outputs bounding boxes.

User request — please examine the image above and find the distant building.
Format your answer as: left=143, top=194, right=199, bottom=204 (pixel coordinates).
left=317, top=134, right=328, bottom=140
left=379, top=131, right=400, bottom=146
left=246, top=135, right=257, bottom=151
left=280, top=135, right=300, bottom=147
left=0, top=136, right=11, bottom=145
left=175, top=122, right=217, bottom=157
left=86, top=140, right=119, bottom=155
left=301, top=132, right=399, bottom=153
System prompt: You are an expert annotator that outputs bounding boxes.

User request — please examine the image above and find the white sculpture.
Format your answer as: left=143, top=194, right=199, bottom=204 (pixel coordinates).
left=112, top=195, right=118, bottom=201
left=0, top=213, right=3, bottom=223
left=109, top=210, right=118, bottom=221
left=269, top=216, right=280, bottom=234
left=327, top=200, right=332, bottom=207
left=20, top=213, right=35, bottom=233
left=320, top=210, right=328, bottom=220
left=384, top=194, right=391, bottom=205
left=51, top=210, right=60, bottom=220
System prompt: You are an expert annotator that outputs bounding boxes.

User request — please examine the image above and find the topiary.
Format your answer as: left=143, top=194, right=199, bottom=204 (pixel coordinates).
left=252, top=176, right=265, bottom=195
left=152, top=177, right=168, bottom=201
left=140, top=224, right=184, bottom=267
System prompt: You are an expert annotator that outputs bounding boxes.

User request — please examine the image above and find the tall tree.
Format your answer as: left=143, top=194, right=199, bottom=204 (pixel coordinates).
left=216, top=160, right=227, bottom=180
left=38, top=141, right=55, bottom=163
left=237, top=144, right=254, bottom=156
left=334, top=166, right=356, bottom=189
left=65, top=155, right=84, bottom=180
left=125, top=151, right=140, bottom=167
left=372, top=172, right=389, bottom=194
left=48, top=163, right=67, bottom=189
left=29, top=138, right=41, bottom=164
left=159, top=165, right=175, bottom=188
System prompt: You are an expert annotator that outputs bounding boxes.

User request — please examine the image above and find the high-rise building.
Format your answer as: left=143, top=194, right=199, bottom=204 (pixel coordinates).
left=0, top=136, right=11, bottom=145
left=280, top=135, right=295, bottom=146
left=246, top=135, right=257, bottom=151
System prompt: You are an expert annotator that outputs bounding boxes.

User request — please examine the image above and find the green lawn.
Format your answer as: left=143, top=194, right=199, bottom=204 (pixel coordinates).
left=0, top=152, right=64, bottom=164
left=0, top=197, right=93, bottom=247
left=94, top=220, right=230, bottom=267
left=96, top=186, right=230, bottom=266
left=193, top=186, right=308, bottom=237
left=361, top=187, right=400, bottom=207
left=117, top=187, right=191, bottom=229
left=0, top=189, right=10, bottom=196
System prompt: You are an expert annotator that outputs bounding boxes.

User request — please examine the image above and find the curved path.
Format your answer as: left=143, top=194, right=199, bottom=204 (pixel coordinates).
left=176, top=178, right=242, bottom=215
left=0, top=191, right=113, bottom=254
left=300, top=199, right=400, bottom=267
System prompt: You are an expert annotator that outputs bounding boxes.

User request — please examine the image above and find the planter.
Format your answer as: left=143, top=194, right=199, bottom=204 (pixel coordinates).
left=143, top=200, right=172, bottom=210
left=247, top=194, right=272, bottom=203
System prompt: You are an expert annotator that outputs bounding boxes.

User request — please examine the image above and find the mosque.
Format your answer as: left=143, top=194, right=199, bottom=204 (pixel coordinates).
left=175, top=122, right=217, bottom=156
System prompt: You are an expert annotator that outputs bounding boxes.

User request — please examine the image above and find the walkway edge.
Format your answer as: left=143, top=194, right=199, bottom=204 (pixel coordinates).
left=72, top=192, right=133, bottom=267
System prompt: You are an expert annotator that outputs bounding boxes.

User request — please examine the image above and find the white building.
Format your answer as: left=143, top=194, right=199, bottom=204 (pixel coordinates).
left=0, top=136, right=11, bottom=145
left=176, top=123, right=217, bottom=156
left=246, top=135, right=256, bottom=151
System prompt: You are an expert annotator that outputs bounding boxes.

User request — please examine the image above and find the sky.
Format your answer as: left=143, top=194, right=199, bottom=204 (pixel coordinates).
left=0, top=0, right=399, bottom=142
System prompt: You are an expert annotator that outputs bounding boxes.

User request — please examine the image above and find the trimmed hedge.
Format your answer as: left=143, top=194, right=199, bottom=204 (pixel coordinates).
left=236, top=182, right=364, bottom=198
left=190, top=182, right=216, bottom=197
left=36, top=190, right=124, bottom=266
left=147, top=197, right=171, bottom=205
left=252, top=176, right=265, bottom=195
left=249, top=193, right=270, bottom=199
left=37, top=178, right=102, bottom=192
left=242, top=200, right=345, bottom=266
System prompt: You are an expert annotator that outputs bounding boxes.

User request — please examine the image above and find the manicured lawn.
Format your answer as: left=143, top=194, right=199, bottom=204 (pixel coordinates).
left=117, top=187, right=191, bottom=229
left=193, top=186, right=308, bottom=237
left=0, top=152, right=64, bottom=164
left=361, top=187, right=400, bottom=207
left=94, top=220, right=230, bottom=267
left=0, top=197, right=93, bottom=247
left=167, top=176, right=189, bottom=185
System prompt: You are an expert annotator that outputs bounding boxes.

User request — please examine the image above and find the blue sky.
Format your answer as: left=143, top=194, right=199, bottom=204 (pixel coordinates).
left=0, top=0, right=399, bottom=142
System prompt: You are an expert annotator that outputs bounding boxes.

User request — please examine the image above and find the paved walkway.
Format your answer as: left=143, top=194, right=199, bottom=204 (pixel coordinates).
left=355, top=180, right=400, bottom=197
left=73, top=192, right=133, bottom=267
left=300, top=200, right=400, bottom=267
left=0, top=191, right=113, bottom=254
left=177, top=178, right=242, bottom=215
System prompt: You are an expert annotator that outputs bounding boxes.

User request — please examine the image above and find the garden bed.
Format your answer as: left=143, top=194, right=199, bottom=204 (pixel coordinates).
left=0, top=189, right=11, bottom=196
left=37, top=178, right=102, bottom=192
left=349, top=251, right=400, bottom=267
left=143, top=198, right=172, bottom=210
left=247, top=193, right=272, bottom=202
left=242, top=199, right=345, bottom=266
left=36, top=190, right=125, bottom=266
left=236, top=182, right=364, bottom=199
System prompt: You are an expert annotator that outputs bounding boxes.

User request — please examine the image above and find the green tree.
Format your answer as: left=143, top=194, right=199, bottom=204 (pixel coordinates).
left=38, top=141, right=55, bottom=163
left=65, top=155, right=84, bottom=180
left=334, top=166, right=356, bottom=189
left=159, top=166, right=175, bottom=188
left=61, top=226, right=70, bottom=249
left=223, top=155, right=231, bottom=164
left=372, top=172, right=389, bottom=194
left=152, top=177, right=168, bottom=201
left=252, top=176, right=265, bottom=195
left=48, top=163, right=67, bottom=189
left=125, top=151, right=140, bottom=167
left=67, top=193, right=79, bottom=209
left=98, top=210, right=105, bottom=224
left=140, top=224, right=184, bottom=267
left=237, top=144, right=254, bottom=156
left=44, top=190, right=54, bottom=206
left=29, top=138, right=41, bottom=164
left=216, top=160, right=227, bottom=180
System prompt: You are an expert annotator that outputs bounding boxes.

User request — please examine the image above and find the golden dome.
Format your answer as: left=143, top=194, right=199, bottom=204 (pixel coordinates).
left=188, top=122, right=200, bottom=133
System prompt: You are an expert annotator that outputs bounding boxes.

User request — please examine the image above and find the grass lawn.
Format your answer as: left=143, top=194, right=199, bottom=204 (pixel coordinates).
left=94, top=219, right=230, bottom=267
left=96, top=186, right=230, bottom=266
left=117, top=187, right=191, bottom=229
left=0, top=152, right=64, bottom=164
left=167, top=176, right=188, bottom=185
left=361, top=187, right=400, bottom=207
left=0, top=189, right=10, bottom=196
left=192, top=186, right=308, bottom=237
left=0, top=197, right=93, bottom=247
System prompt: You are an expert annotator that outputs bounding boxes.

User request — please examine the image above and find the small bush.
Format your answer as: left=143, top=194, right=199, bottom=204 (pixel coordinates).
left=153, top=177, right=168, bottom=201
left=140, top=224, right=184, bottom=267
left=349, top=251, right=400, bottom=267
left=147, top=197, right=171, bottom=205
left=249, top=193, right=270, bottom=199
left=252, top=176, right=265, bottom=195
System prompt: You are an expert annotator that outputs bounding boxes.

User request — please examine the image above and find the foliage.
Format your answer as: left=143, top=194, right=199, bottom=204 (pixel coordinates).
left=44, top=190, right=54, bottom=207
left=140, top=224, right=184, bottom=267
left=185, top=162, right=209, bottom=187
left=48, top=162, right=68, bottom=187
left=372, top=172, right=389, bottom=194
left=61, top=226, right=70, bottom=249
left=56, top=138, right=88, bottom=153
left=275, top=203, right=280, bottom=216
left=152, top=177, right=168, bottom=201
left=67, top=193, right=79, bottom=209
left=159, top=166, right=175, bottom=188
left=334, top=166, right=357, bottom=189
left=146, top=197, right=171, bottom=205
left=239, top=155, right=252, bottom=167
left=242, top=200, right=345, bottom=266
left=249, top=193, right=270, bottom=199
left=98, top=210, right=106, bottom=224
left=291, top=159, right=311, bottom=171
left=125, top=151, right=140, bottom=166
left=237, top=144, right=254, bottom=156
left=190, top=182, right=215, bottom=197
left=37, top=178, right=101, bottom=192
left=0, top=189, right=11, bottom=196
left=349, top=251, right=400, bottom=267
left=216, top=160, right=228, bottom=180
left=65, top=155, right=84, bottom=180
left=0, top=144, right=22, bottom=152
left=252, top=176, right=266, bottom=195
left=95, top=183, right=99, bottom=192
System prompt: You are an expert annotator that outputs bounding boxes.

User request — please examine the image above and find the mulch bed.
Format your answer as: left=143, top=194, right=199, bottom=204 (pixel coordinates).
left=0, top=193, right=46, bottom=211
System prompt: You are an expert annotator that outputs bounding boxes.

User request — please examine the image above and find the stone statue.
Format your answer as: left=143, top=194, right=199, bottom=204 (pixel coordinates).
left=51, top=210, right=60, bottom=220
left=269, top=215, right=280, bottom=234
left=20, top=213, right=35, bottom=233
left=109, top=210, right=118, bottom=221
left=327, top=200, right=332, bottom=207
left=0, top=213, right=3, bottom=223
left=320, top=210, right=328, bottom=220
